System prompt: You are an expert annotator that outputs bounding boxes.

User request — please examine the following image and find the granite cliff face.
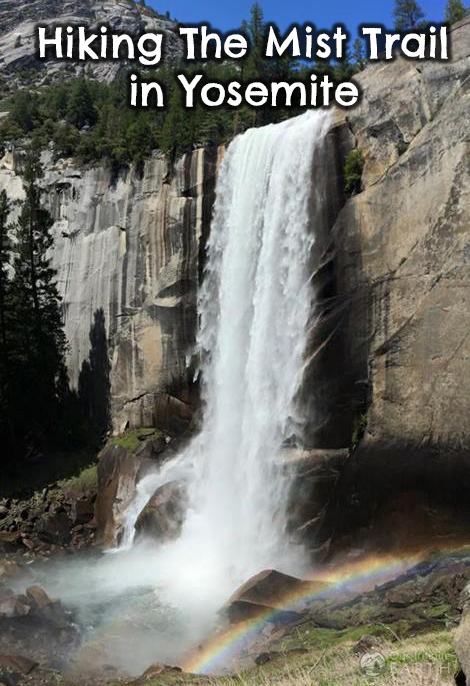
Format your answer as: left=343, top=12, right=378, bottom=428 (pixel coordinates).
left=313, top=18, right=470, bottom=554
left=0, top=146, right=219, bottom=432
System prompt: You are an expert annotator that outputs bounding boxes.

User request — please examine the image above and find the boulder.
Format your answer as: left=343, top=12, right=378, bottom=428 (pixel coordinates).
left=25, top=586, right=52, bottom=609
left=223, top=599, right=303, bottom=627
left=135, top=481, right=188, bottom=543
left=0, top=655, right=38, bottom=686
left=37, top=513, right=72, bottom=545
left=229, top=570, right=330, bottom=610
left=94, top=443, right=155, bottom=548
left=0, top=595, right=30, bottom=619
left=140, top=663, right=183, bottom=679
left=0, top=561, right=30, bottom=585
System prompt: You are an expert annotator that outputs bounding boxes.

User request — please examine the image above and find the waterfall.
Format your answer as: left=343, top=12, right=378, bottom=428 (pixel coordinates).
left=35, top=111, right=332, bottom=676
left=121, top=110, right=331, bottom=613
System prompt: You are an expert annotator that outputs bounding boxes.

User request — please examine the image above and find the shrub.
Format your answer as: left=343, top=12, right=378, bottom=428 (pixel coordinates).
left=344, top=149, right=365, bottom=196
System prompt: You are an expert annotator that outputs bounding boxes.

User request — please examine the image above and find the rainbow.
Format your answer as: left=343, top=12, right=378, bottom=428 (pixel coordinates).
left=183, top=547, right=468, bottom=675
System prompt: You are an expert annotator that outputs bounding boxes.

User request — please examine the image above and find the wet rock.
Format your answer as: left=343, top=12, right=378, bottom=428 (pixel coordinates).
left=25, top=587, right=52, bottom=609
left=223, top=599, right=303, bottom=627
left=229, top=569, right=330, bottom=610
left=283, top=448, right=349, bottom=555
left=0, top=595, right=31, bottom=618
left=0, top=562, right=30, bottom=585
left=135, top=434, right=169, bottom=461
left=70, top=497, right=95, bottom=526
left=135, top=481, right=188, bottom=543
left=95, top=443, right=155, bottom=548
left=139, top=663, right=183, bottom=679
left=321, top=19, right=470, bottom=554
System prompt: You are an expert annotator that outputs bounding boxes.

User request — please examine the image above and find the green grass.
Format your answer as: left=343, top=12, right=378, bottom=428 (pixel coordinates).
left=108, top=427, right=162, bottom=451
left=57, top=464, right=98, bottom=499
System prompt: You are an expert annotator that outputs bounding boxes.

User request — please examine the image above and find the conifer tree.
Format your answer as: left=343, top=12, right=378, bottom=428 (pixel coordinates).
left=445, top=0, right=468, bottom=23
left=352, top=38, right=366, bottom=71
left=8, top=148, right=67, bottom=445
left=393, top=0, right=426, bottom=30
left=242, top=3, right=267, bottom=81
left=66, top=79, right=96, bottom=129
left=0, top=190, right=11, bottom=440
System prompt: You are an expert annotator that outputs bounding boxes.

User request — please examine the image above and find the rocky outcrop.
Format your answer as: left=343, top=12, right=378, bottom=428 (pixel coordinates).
left=0, top=0, right=183, bottom=91
left=134, top=480, right=188, bottom=543
left=95, top=442, right=150, bottom=547
left=0, top=484, right=96, bottom=555
left=229, top=570, right=329, bottom=610
left=0, top=146, right=219, bottom=433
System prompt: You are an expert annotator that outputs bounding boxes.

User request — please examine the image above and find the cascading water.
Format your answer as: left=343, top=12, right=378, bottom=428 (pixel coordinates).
left=120, top=109, right=331, bottom=610
left=34, top=110, right=331, bottom=676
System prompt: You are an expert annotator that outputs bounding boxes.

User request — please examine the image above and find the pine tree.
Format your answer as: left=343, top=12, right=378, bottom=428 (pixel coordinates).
left=0, top=190, right=12, bottom=440
left=66, top=79, right=96, bottom=129
left=445, top=0, right=468, bottom=23
left=9, top=90, right=39, bottom=133
left=160, top=85, right=200, bottom=159
left=242, top=3, right=267, bottom=81
left=393, top=0, right=426, bottom=30
left=352, top=38, right=366, bottom=71
left=9, top=148, right=67, bottom=446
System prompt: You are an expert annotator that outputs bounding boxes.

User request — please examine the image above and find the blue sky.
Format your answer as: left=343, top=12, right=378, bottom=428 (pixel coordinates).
left=147, top=0, right=447, bottom=35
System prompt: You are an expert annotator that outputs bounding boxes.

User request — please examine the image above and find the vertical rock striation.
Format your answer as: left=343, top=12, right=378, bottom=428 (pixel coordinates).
left=0, top=147, right=219, bottom=432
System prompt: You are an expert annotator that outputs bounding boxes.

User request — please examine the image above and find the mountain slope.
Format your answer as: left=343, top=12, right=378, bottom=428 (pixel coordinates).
left=0, top=0, right=183, bottom=89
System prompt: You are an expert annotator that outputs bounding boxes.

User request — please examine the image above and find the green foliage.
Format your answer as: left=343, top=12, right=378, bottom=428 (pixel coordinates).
left=66, top=79, right=97, bottom=128
left=57, top=464, right=98, bottom=499
left=53, top=122, right=80, bottom=158
left=9, top=90, right=39, bottom=133
left=393, top=0, right=426, bottom=30
left=0, top=3, right=370, bottom=168
left=351, top=38, right=366, bottom=72
left=445, top=0, right=468, bottom=23
left=109, top=428, right=162, bottom=451
left=2, top=149, right=67, bottom=446
left=344, top=149, right=365, bottom=196
left=0, top=150, right=101, bottom=472
left=352, top=412, right=368, bottom=445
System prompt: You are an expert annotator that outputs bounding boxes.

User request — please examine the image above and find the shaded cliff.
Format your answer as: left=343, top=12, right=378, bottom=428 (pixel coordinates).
left=312, top=18, right=470, bottom=555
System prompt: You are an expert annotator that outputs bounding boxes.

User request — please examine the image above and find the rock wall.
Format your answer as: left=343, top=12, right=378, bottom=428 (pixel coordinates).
left=316, top=18, right=470, bottom=555
left=0, top=146, right=220, bottom=433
